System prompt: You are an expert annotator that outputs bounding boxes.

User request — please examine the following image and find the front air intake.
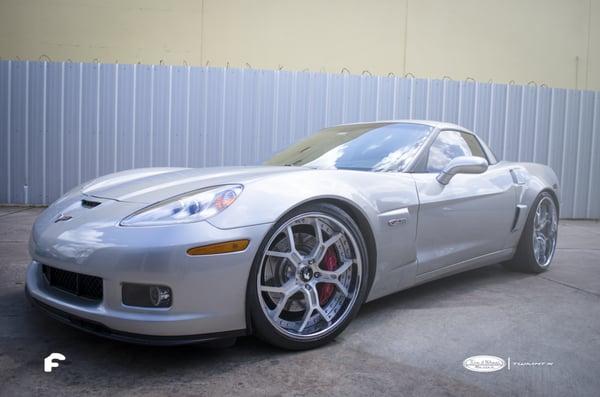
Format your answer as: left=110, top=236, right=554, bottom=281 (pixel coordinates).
left=42, top=265, right=103, bottom=301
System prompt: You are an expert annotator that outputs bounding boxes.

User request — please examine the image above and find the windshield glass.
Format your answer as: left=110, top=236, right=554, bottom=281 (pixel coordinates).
left=266, top=123, right=432, bottom=172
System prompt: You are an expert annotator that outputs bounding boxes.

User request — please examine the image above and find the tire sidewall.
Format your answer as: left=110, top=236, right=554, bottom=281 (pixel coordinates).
left=247, top=202, right=370, bottom=350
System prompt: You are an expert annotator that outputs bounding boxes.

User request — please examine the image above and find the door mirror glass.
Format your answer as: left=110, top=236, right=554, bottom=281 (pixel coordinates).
left=436, top=156, right=488, bottom=185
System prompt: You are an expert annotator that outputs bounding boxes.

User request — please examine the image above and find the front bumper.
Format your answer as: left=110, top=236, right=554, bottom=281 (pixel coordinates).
left=27, top=198, right=273, bottom=343
left=25, top=284, right=246, bottom=345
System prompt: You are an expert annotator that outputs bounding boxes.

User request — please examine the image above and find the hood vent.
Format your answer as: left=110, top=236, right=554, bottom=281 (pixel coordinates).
left=81, top=199, right=101, bottom=209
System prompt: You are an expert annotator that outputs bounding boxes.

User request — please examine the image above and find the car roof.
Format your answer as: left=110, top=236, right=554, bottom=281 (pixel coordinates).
left=334, top=120, right=473, bottom=133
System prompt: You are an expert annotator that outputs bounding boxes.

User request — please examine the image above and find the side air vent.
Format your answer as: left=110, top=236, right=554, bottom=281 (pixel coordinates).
left=511, top=204, right=528, bottom=232
left=81, top=199, right=101, bottom=208
left=511, top=207, right=521, bottom=231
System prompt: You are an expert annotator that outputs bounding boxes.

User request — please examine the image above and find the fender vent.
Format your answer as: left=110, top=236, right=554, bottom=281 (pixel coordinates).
left=81, top=199, right=101, bottom=208
left=511, top=207, right=521, bottom=231
left=511, top=204, right=527, bottom=232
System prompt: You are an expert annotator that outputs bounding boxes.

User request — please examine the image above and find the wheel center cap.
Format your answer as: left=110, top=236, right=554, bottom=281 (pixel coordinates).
left=299, top=266, right=313, bottom=282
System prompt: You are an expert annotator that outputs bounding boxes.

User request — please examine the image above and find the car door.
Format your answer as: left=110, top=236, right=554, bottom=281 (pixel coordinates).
left=412, top=130, right=515, bottom=276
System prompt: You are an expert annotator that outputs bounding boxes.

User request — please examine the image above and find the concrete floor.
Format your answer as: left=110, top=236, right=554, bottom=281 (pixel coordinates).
left=1, top=206, right=599, bottom=397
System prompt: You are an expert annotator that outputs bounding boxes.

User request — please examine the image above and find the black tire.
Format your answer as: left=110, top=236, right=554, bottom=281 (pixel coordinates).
left=503, top=191, right=559, bottom=273
left=247, top=202, right=370, bottom=350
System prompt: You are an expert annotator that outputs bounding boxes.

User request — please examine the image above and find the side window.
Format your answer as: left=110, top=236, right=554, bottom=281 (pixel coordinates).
left=426, top=131, right=488, bottom=173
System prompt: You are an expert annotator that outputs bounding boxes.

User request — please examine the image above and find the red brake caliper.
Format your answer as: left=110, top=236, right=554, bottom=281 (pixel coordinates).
left=317, top=247, right=338, bottom=305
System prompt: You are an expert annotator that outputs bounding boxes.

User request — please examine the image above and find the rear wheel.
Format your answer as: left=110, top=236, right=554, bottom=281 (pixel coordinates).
left=504, top=192, right=558, bottom=273
left=247, top=203, right=369, bottom=350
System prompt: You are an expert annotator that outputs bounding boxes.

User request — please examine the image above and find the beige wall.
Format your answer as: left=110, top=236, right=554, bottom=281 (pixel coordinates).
left=1, top=0, right=598, bottom=90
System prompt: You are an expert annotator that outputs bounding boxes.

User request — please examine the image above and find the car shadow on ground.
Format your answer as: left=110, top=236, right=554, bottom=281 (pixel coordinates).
left=0, top=263, right=542, bottom=396
left=359, top=263, right=531, bottom=315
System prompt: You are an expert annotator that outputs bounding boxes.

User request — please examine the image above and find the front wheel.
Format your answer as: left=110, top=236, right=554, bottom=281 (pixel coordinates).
left=247, top=203, right=370, bottom=350
left=504, top=192, right=559, bottom=273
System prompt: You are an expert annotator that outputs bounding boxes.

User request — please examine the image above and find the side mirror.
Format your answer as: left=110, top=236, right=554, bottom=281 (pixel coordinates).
left=436, top=156, right=488, bottom=185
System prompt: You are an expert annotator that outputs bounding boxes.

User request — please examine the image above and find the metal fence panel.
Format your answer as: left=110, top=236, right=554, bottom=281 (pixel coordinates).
left=574, top=91, right=595, bottom=218
left=81, top=63, right=98, bottom=184
left=589, top=92, right=600, bottom=219
left=116, top=64, right=134, bottom=172
left=63, top=62, right=80, bottom=194
left=1, top=60, right=598, bottom=218
left=98, top=63, right=116, bottom=178
left=10, top=62, right=27, bottom=204
left=0, top=62, right=8, bottom=203
left=533, top=88, right=552, bottom=165
left=27, top=62, right=44, bottom=204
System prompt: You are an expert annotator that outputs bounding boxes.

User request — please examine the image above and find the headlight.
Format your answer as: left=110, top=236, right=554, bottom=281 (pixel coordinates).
left=120, top=185, right=243, bottom=227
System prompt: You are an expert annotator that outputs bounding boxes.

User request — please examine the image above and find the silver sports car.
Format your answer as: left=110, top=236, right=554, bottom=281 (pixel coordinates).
left=26, top=120, right=559, bottom=350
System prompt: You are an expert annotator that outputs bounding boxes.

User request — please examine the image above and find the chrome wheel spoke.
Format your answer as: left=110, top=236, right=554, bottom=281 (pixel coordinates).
left=286, top=226, right=299, bottom=254
left=317, top=259, right=354, bottom=298
left=317, top=278, right=349, bottom=298
left=320, top=259, right=354, bottom=278
left=535, top=218, right=546, bottom=231
left=324, top=232, right=343, bottom=248
left=265, top=250, right=301, bottom=268
left=263, top=281, right=301, bottom=320
left=309, top=217, right=344, bottom=264
left=316, top=306, right=332, bottom=324
left=264, top=225, right=304, bottom=268
left=265, top=250, right=290, bottom=259
left=260, top=284, right=287, bottom=294
left=335, top=259, right=354, bottom=275
left=298, top=286, right=320, bottom=332
left=298, top=310, right=312, bottom=333
left=313, top=218, right=325, bottom=245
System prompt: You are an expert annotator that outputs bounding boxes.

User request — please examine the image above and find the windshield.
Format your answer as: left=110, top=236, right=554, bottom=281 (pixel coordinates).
left=266, top=123, right=432, bottom=172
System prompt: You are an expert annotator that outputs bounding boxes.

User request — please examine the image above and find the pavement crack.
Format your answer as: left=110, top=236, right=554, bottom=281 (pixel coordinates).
left=538, top=275, right=600, bottom=298
left=0, top=208, right=32, bottom=218
left=556, top=247, right=600, bottom=251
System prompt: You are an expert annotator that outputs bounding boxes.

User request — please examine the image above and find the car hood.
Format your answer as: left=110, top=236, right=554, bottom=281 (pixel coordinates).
left=81, top=166, right=306, bottom=204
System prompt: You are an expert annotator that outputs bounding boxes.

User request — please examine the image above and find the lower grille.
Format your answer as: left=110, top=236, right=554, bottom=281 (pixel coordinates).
left=42, top=265, right=103, bottom=301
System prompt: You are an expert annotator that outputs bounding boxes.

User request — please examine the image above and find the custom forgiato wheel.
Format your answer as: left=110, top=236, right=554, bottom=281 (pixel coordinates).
left=258, top=213, right=362, bottom=338
left=532, top=196, right=558, bottom=268
left=248, top=203, right=369, bottom=349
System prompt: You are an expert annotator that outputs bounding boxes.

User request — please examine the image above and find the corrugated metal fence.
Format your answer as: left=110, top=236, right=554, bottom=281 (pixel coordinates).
left=0, top=60, right=598, bottom=218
